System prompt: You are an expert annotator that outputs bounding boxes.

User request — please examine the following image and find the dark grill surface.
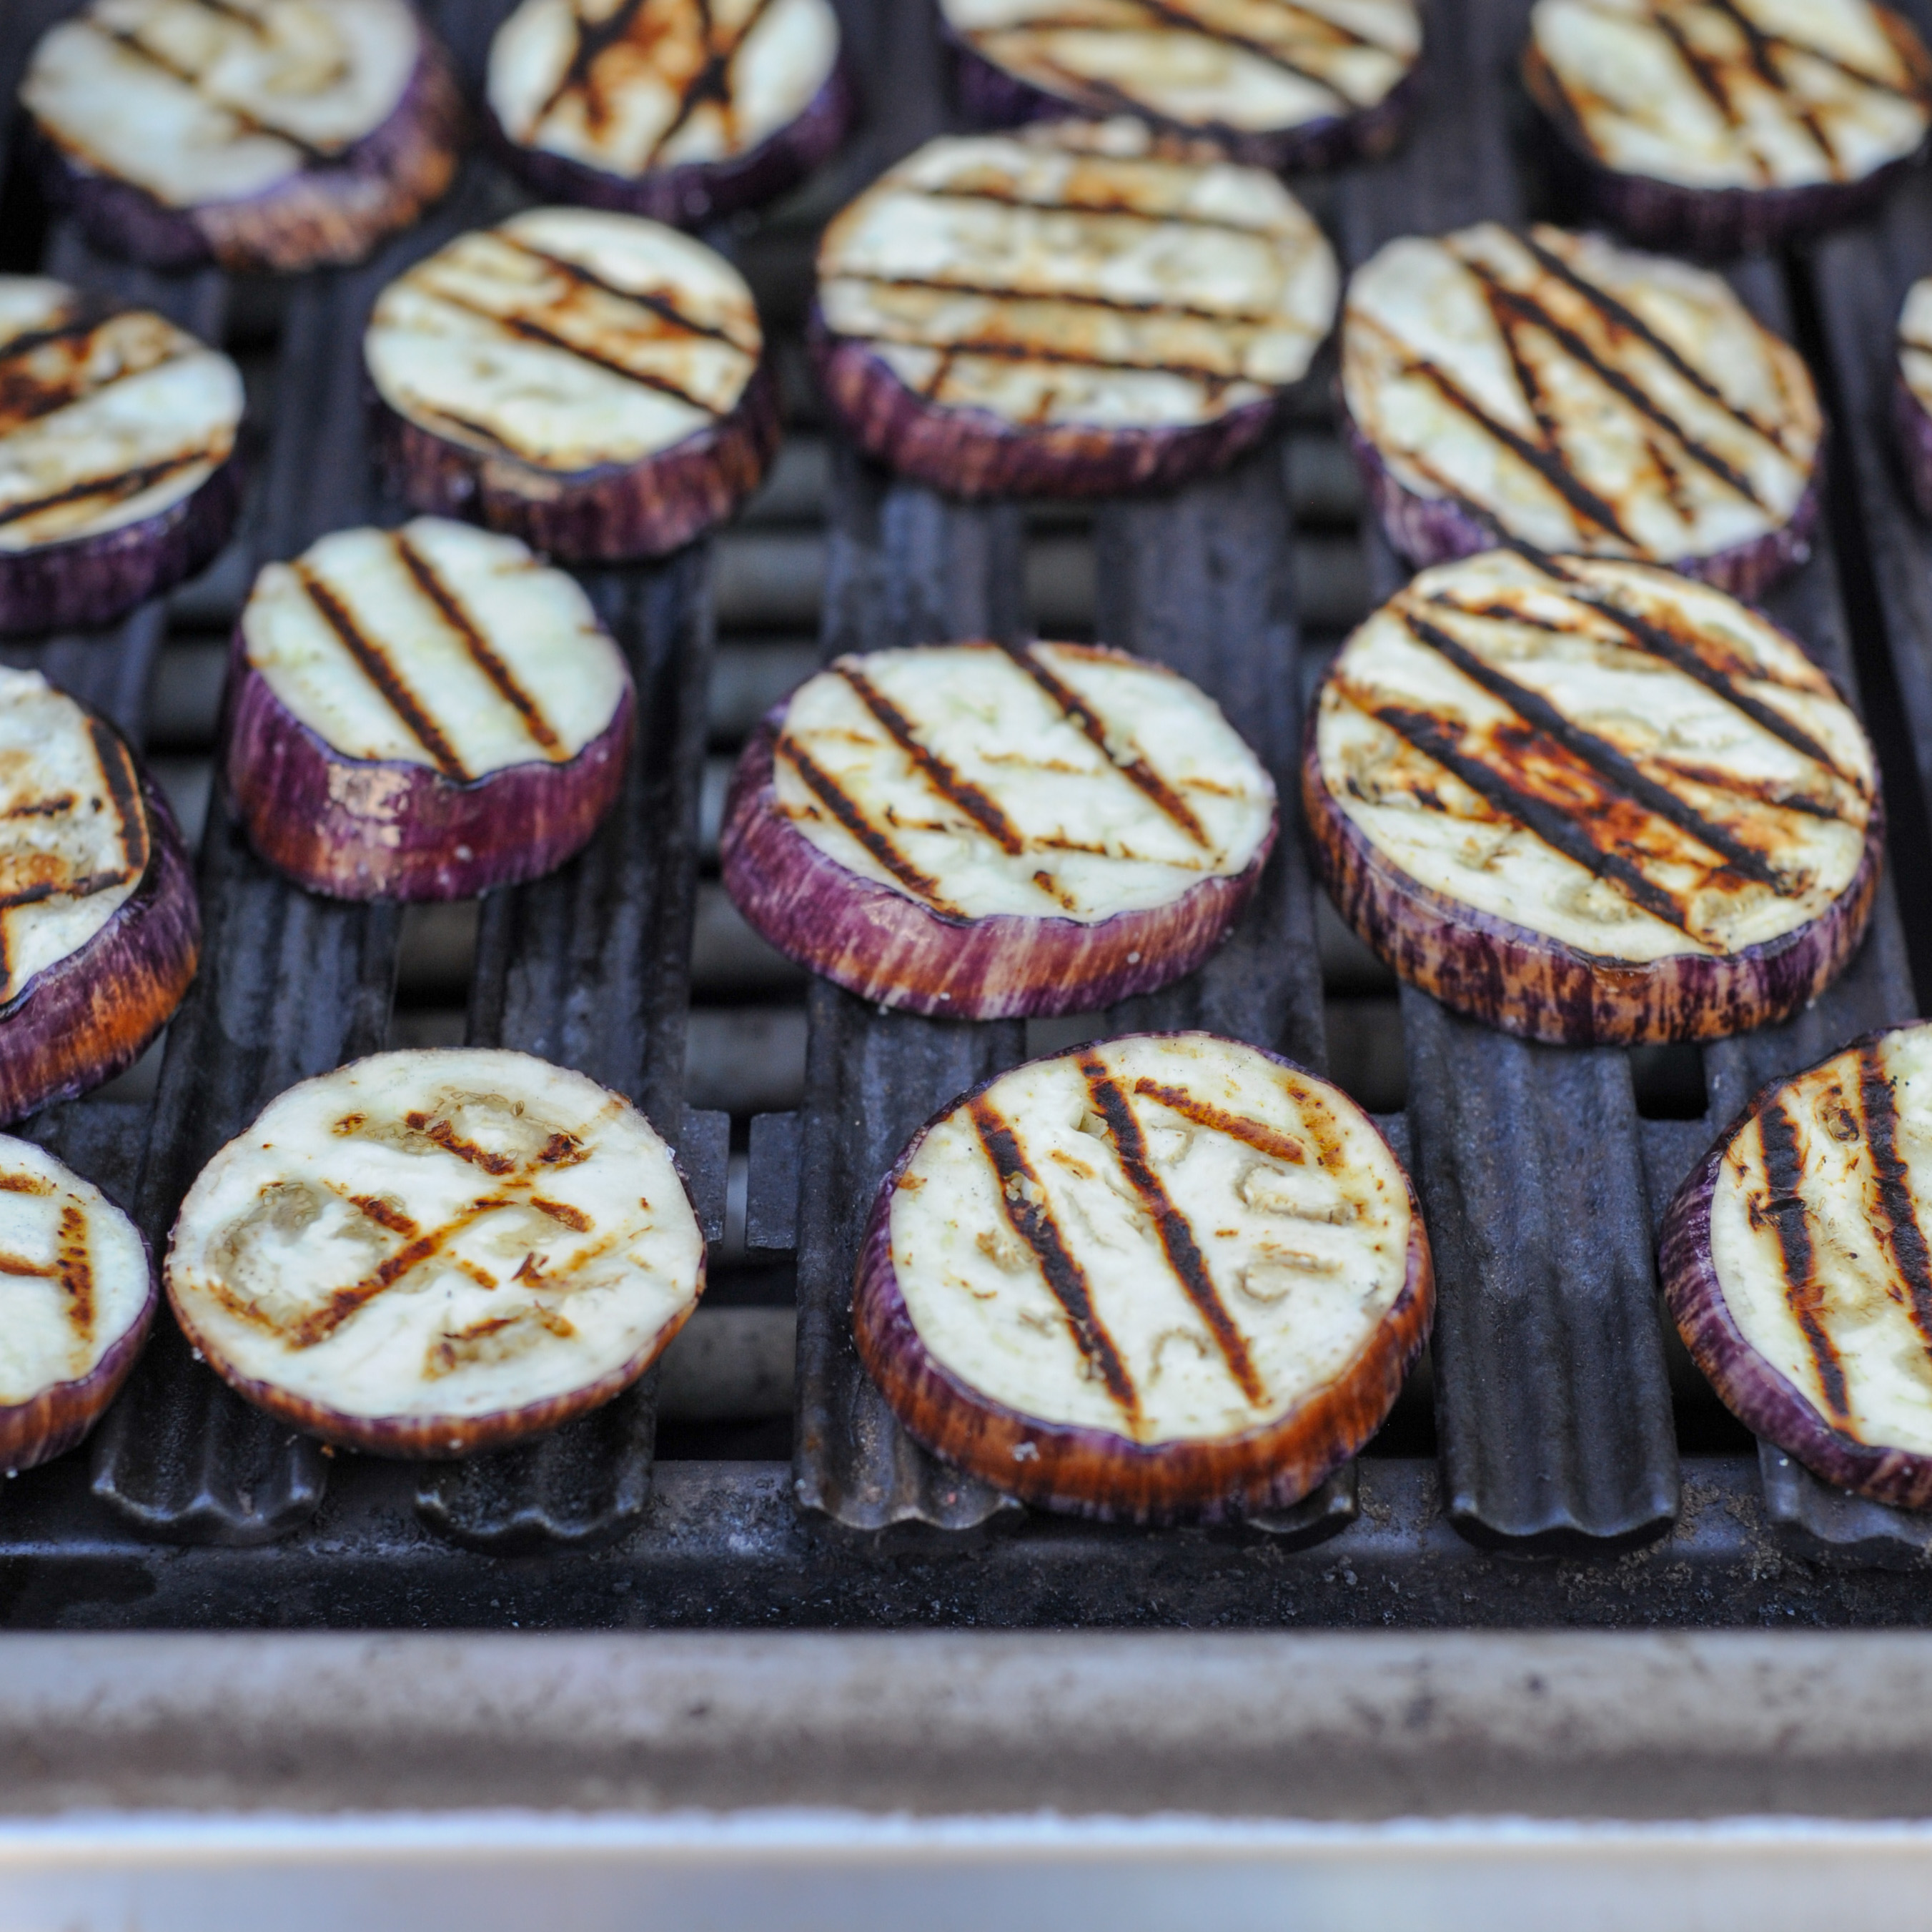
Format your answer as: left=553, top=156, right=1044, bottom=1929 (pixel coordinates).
left=2, top=0, right=1932, bottom=1628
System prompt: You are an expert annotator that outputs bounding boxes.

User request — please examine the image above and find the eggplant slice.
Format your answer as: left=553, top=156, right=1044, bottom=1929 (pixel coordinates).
left=938, top=0, right=1424, bottom=170
left=1523, top=0, right=1932, bottom=257
left=0, top=669, right=199, bottom=1123
left=854, top=1031, right=1433, bottom=1524
left=227, top=517, right=634, bottom=901
left=1896, top=277, right=1932, bottom=521
left=721, top=640, right=1278, bottom=1019
left=167, top=1049, right=707, bottom=1460
left=0, top=278, right=244, bottom=636
left=19, top=0, right=463, bottom=274
left=1340, top=222, right=1823, bottom=600
left=366, top=206, right=780, bottom=561
left=486, top=0, right=854, bottom=225
left=0, top=1134, right=156, bottom=1475
left=1304, top=550, right=1881, bottom=1046
left=1662, top=1021, right=1932, bottom=1509
left=811, top=121, right=1339, bottom=500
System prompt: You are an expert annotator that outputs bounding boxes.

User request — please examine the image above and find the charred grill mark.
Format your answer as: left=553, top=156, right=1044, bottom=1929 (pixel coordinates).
left=350, top=1194, right=417, bottom=1236
left=778, top=739, right=964, bottom=915
left=866, top=327, right=1244, bottom=392
left=430, top=287, right=721, bottom=417
left=1080, top=1056, right=1267, bottom=1406
left=1000, top=642, right=1213, bottom=848
left=1703, top=0, right=1840, bottom=171
left=1648, top=758, right=1841, bottom=817
left=0, top=1252, right=54, bottom=1276
left=848, top=272, right=1282, bottom=330
left=642, top=0, right=780, bottom=165
left=1400, top=608, right=1795, bottom=891
left=392, top=533, right=563, bottom=757
left=535, top=0, right=650, bottom=123
left=56, top=1202, right=92, bottom=1344
left=0, top=1174, right=52, bottom=1197
left=835, top=666, right=1026, bottom=855
left=919, top=187, right=1284, bottom=241
left=1131, top=1079, right=1307, bottom=1163
left=1755, top=1096, right=1850, bottom=1420
left=532, top=1197, right=593, bottom=1230
left=1758, top=25, right=1925, bottom=99
left=0, top=317, right=182, bottom=440
left=1451, top=583, right=1856, bottom=786
left=1468, top=268, right=1770, bottom=508
left=1516, top=232, right=1795, bottom=454
left=1856, top=1044, right=1932, bottom=1359
left=405, top=1111, right=517, bottom=1175
left=495, top=234, right=745, bottom=346
left=289, top=1202, right=500, bottom=1349
left=1401, top=356, right=1639, bottom=545
left=89, top=21, right=332, bottom=162
left=86, top=718, right=148, bottom=883
left=1124, top=0, right=1348, bottom=101
left=1352, top=693, right=1702, bottom=933
left=5, top=795, right=75, bottom=819
left=969, top=1096, right=1140, bottom=1420
left=0, top=450, right=210, bottom=533
left=296, top=565, right=470, bottom=781
left=1652, top=7, right=1748, bottom=132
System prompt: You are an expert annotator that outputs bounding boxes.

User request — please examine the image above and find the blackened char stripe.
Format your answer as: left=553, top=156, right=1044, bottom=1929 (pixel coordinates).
left=1651, top=8, right=1748, bottom=132
left=392, top=533, right=563, bottom=757
left=1399, top=608, right=1795, bottom=891
left=848, top=272, right=1284, bottom=329
left=1131, top=1079, right=1305, bottom=1163
left=643, top=0, right=782, bottom=165
left=1002, top=642, right=1212, bottom=848
left=496, top=234, right=745, bottom=346
left=777, top=738, right=964, bottom=916
left=535, top=0, right=650, bottom=122
left=1126, top=0, right=1348, bottom=101
left=917, top=187, right=1284, bottom=242
left=1755, top=1096, right=1850, bottom=1419
left=1348, top=692, right=1700, bottom=933
left=834, top=666, right=1026, bottom=854
left=861, top=327, right=1244, bottom=390
left=1857, top=1044, right=1932, bottom=1358
left=90, top=22, right=332, bottom=163
left=1703, top=0, right=1840, bottom=171
left=967, top=1096, right=1141, bottom=1420
left=295, top=565, right=470, bottom=781
left=1080, top=1056, right=1267, bottom=1405
left=86, top=716, right=149, bottom=883
left=0, top=450, right=209, bottom=533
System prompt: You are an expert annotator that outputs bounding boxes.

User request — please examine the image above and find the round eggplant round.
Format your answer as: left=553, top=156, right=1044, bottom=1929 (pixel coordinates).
left=721, top=639, right=1277, bottom=1019
left=938, top=0, right=1425, bottom=172
left=1896, top=277, right=1932, bottom=521
left=20, top=0, right=465, bottom=275
left=0, top=669, right=199, bottom=1122
left=226, top=517, right=634, bottom=902
left=367, top=206, right=779, bottom=562
left=853, top=1030, right=1432, bottom=1524
left=1304, top=550, right=1881, bottom=1046
left=165, top=1047, right=706, bottom=1460
left=1660, top=1020, right=1932, bottom=1508
left=485, top=0, right=854, bottom=226
left=812, top=122, right=1339, bottom=500
left=1522, top=0, right=1932, bottom=257
left=0, top=278, right=245, bottom=637
left=1341, top=222, right=1823, bottom=599
left=0, top=1134, right=156, bottom=1475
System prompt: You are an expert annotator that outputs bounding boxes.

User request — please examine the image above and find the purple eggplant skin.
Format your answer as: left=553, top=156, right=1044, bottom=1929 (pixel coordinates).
left=1894, top=367, right=1932, bottom=522
left=170, top=1247, right=703, bottom=1460
left=1660, top=1024, right=1932, bottom=1509
left=0, top=448, right=243, bottom=640
left=28, top=36, right=465, bottom=274
left=946, top=30, right=1425, bottom=172
left=852, top=1036, right=1435, bottom=1525
left=0, top=1226, right=156, bottom=1476
left=1339, top=402, right=1823, bottom=603
left=485, top=58, right=857, bottom=226
left=1302, top=698, right=1884, bottom=1046
left=222, top=628, right=636, bottom=903
left=0, top=753, right=199, bottom=1127
left=810, top=306, right=1284, bottom=500
left=1521, top=29, right=1932, bottom=257
left=372, top=357, right=782, bottom=563
left=721, top=698, right=1277, bottom=1018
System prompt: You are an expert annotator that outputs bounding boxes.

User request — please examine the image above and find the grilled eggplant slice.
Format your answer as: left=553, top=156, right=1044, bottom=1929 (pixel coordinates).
left=0, top=671, right=198, bottom=1121
left=1304, top=550, right=1881, bottom=1045
left=0, top=279, right=244, bottom=636
left=0, top=1136, right=156, bottom=1475
left=854, top=1031, right=1432, bottom=1523
left=1341, top=222, right=1823, bottom=599
left=226, top=517, right=633, bottom=902
left=1662, top=1021, right=1932, bottom=1508
left=19, top=0, right=463, bottom=274
left=721, top=640, right=1277, bottom=1018
left=1896, top=277, right=1932, bottom=521
left=486, top=0, right=854, bottom=225
left=367, top=206, right=780, bottom=561
left=166, top=1049, right=706, bottom=1460
left=812, top=122, right=1339, bottom=500
left=1523, top=0, right=1932, bottom=257
left=939, top=0, right=1424, bottom=172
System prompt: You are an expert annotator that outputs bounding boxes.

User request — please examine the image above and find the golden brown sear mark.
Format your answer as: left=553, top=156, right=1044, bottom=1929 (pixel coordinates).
left=1131, top=1078, right=1307, bottom=1164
